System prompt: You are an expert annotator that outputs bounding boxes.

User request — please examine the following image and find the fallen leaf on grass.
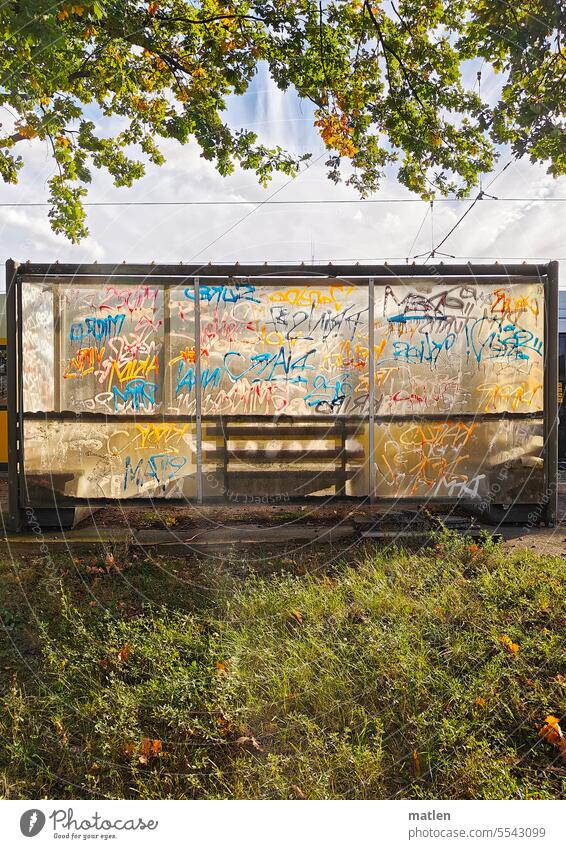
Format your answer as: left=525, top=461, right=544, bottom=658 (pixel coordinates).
left=139, top=737, right=161, bottom=764
left=290, top=609, right=303, bottom=625
left=235, top=735, right=263, bottom=751
left=538, top=715, right=566, bottom=762
left=117, top=644, right=131, bottom=663
left=498, top=634, right=520, bottom=654
left=215, top=661, right=228, bottom=676
left=412, top=749, right=421, bottom=777
left=105, top=552, right=116, bottom=571
left=467, top=543, right=480, bottom=554
left=291, top=784, right=306, bottom=799
left=474, top=697, right=487, bottom=708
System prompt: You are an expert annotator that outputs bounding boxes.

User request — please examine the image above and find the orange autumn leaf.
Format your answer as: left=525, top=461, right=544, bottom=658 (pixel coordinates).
left=498, top=634, right=519, bottom=654
left=139, top=737, right=161, bottom=764
left=215, top=661, right=228, bottom=676
left=15, top=123, right=38, bottom=140
left=314, top=108, right=358, bottom=158
left=412, top=749, right=421, bottom=777
left=467, top=543, right=480, bottom=554
left=474, top=697, right=487, bottom=708
left=147, top=1, right=159, bottom=13
left=538, top=715, right=563, bottom=747
left=290, top=609, right=304, bottom=624
left=538, top=714, right=566, bottom=763
left=117, top=644, right=131, bottom=663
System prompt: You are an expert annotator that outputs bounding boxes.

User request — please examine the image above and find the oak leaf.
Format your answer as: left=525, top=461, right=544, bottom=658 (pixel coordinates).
left=139, top=737, right=161, bottom=763
left=538, top=715, right=566, bottom=763
left=498, top=634, right=519, bottom=654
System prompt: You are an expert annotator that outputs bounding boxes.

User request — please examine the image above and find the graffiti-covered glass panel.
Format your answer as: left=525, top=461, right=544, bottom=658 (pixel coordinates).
left=374, top=280, right=544, bottom=415
left=374, top=418, right=544, bottom=502
left=167, top=285, right=195, bottom=414
left=59, top=284, right=165, bottom=415
left=24, top=421, right=197, bottom=502
left=191, top=280, right=369, bottom=417
left=22, top=282, right=55, bottom=412
left=17, top=272, right=549, bottom=507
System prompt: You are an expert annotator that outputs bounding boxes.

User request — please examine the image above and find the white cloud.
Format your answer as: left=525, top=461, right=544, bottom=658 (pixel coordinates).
left=0, top=71, right=565, bottom=285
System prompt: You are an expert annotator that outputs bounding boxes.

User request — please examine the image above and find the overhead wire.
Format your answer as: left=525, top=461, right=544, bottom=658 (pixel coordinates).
left=185, top=151, right=328, bottom=261
left=0, top=196, right=564, bottom=207
left=421, top=161, right=513, bottom=260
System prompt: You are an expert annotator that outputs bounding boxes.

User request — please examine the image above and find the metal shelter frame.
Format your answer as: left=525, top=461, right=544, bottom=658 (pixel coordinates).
left=6, top=260, right=559, bottom=531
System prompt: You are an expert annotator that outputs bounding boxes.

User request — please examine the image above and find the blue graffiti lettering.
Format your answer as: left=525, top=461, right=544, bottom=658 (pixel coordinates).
left=175, top=365, right=222, bottom=396
left=69, top=313, right=125, bottom=343
left=184, top=283, right=259, bottom=304
left=124, top=454, right=188, bottom=491
left=112, top=378, right=157, bottom=411
left=304, top=373, right=353, bottom=409
left=392, top=332, right=456, bottom=364
left=466, top=318, right=543, bottom=363
left=223, top=347, right=316, bottom=383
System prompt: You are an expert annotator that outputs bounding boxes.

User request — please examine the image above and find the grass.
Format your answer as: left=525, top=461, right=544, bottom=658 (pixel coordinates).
left=0, top=533, right=564, bottom=799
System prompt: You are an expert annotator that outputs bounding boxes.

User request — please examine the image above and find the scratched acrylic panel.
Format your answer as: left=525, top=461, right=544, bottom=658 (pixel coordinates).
left=23, top=421, right=197, bottom=502
left=374, top=418, right=544, bottom=502
left=59, top=283, right=165, bottom=415
left=193, top=279, right=370, bottom=417
left=22, top=282, right=55, bottom=412
left=374, top=280, right=544, bottom=415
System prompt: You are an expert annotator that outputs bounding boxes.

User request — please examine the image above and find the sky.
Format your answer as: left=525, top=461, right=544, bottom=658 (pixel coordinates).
left=0, top=63, right=565, bottom=288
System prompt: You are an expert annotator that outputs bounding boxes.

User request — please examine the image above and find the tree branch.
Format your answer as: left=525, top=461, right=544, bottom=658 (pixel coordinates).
left=364, top=1, right=428, bottom=112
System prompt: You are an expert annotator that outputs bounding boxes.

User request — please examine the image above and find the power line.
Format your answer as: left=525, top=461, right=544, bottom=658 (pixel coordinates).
left=215, top=256, right=566, bottom=262
left=405, top=204, right=430, bottom=258
left=0, top=197, right=565, bottom=207
left=186, top=151, right=328, bottom=261
left=422, top=161, right=514, bottom=259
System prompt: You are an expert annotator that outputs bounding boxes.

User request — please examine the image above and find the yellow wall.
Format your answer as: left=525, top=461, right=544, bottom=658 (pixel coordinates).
left=0, top=330, right=6, bottom=465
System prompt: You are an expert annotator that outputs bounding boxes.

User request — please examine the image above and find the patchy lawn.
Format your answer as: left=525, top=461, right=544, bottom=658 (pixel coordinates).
left=0, top=534, right=564, bottom=800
